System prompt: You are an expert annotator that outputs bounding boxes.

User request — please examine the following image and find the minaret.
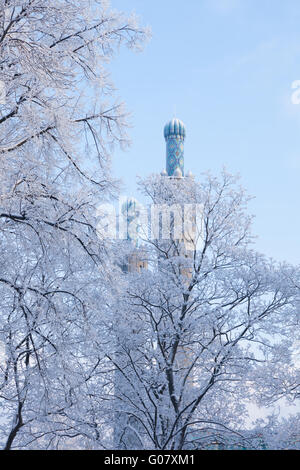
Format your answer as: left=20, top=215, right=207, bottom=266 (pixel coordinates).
left=121, top=198, right=148, bottom=273
left=164, top=118, right=186, bottom=177
left=114, top=119, right=194, bottom=449
left=161, top=118, right=195, bottom=276
left=162, top=119, right=195, bottom=403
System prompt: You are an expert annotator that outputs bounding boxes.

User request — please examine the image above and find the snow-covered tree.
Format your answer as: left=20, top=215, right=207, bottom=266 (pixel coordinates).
left=0, top=0, right=149, bottom=449
left=0, top=0, right=299, bottom=452
left=109, top=171, right=300, bottom=450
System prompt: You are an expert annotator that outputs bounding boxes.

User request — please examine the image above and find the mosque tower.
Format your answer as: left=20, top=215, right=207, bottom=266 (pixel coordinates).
left=161, top=118, right=196, bottom=390
left=120, top=118, right=195, bottom=273
left=115, top=118, right=195, bottom=449
left=161, top=118, right=195, bottom=273
left=120, top=198, right=148, bottom=273
left=163, top=118, right=186, bottom=177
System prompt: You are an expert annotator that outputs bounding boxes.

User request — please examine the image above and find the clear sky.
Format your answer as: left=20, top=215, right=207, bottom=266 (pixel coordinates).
left=109, top=0, right=300, bottom=265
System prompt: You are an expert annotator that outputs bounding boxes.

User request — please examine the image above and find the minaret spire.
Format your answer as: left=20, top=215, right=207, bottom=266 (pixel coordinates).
left=163, top=118, right=186, bottom=177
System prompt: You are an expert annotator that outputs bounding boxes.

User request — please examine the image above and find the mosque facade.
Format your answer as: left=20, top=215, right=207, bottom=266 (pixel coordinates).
left=122, top=118, right=194, bottom=274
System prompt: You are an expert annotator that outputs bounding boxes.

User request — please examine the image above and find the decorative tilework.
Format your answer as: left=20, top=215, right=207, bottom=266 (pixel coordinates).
left=166, top=137, right=185, bottom=176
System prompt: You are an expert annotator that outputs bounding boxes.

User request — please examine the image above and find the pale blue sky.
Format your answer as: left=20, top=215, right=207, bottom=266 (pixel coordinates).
left=110, top=0, right=300, bottom=264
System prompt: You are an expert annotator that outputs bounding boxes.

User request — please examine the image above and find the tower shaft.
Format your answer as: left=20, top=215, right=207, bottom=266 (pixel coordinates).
left=166, top=135, right=185, bottom=176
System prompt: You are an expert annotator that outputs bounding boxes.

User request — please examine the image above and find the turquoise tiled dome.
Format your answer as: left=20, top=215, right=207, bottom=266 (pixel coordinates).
left=164, top=118, right=186, bottom=140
